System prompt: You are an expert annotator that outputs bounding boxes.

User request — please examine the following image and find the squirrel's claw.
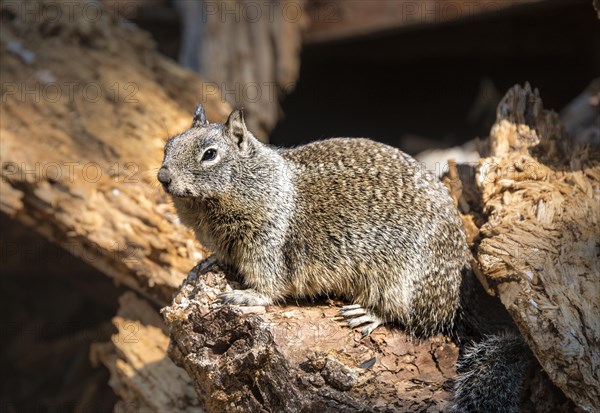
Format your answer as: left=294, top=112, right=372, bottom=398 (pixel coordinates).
left=339, top=308, right=367, bottom=317
left=361, top=322, right=381, bottom=338
left=338, top=305, right=383, bottom=337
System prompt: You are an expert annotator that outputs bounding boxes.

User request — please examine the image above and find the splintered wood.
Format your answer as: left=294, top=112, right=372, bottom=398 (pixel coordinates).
left=475, top=84, right=599, bottom=412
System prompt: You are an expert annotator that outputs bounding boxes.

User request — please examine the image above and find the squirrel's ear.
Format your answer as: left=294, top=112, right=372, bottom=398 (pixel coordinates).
left=191, top=103, right=208, bottom=127
left=224, top=109, right=248, bottom=151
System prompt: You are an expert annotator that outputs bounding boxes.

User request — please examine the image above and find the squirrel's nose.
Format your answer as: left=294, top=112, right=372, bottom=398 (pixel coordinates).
left=157, top=167, right=172, bottom=186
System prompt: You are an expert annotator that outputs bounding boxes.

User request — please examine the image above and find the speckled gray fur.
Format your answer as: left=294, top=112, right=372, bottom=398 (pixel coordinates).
left=159, top=108, right=469, bottom=337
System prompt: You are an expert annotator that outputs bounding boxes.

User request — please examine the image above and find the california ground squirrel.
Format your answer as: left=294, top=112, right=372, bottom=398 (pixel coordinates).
left=158, top=105, right=529, bottom=412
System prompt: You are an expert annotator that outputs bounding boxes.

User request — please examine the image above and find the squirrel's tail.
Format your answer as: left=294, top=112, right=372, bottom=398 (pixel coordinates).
left=450, top=333, right=532, bottom=413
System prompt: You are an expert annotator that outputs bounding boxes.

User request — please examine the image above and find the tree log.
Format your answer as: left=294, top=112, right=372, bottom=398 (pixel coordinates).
left=163, top=269, right=459, bottom=412
left=475, top=83, right=600, bottom=412
left=0, top=0, right=231, bottom=304
left=91, top=292, right=202, bottom=413
left=302, top=0, right=548, bottom=44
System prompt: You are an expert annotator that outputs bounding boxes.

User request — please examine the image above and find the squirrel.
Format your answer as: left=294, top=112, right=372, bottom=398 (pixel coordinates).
left=158, top=104, right=531, bottom=413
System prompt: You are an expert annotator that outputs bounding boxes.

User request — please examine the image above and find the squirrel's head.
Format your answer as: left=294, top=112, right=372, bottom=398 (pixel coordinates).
left=158, top=105, right=259, bottom=199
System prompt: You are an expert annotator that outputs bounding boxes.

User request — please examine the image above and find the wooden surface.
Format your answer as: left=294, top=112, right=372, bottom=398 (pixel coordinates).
left=474, top=84, right=600, bottom=412
left=176, top=0, right=305, bottom=140
left=91, top=292, right=203, bottom=413
left=0, top=0, right=231, bottom=304
left=163, top=269, right=460, bottom=412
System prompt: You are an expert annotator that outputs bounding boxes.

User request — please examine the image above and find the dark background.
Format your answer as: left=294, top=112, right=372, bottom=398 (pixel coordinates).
left=271, top=1, right=599, bottom=151
left=132, top=0, right=599, bottom=152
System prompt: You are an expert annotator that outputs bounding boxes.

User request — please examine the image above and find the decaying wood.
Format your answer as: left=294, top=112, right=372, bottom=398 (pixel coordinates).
left=474, top=83, right=600, bottom=412
left=176, top=0, right=305, bottom=140
left=0, top=0, right=231, bottom=304
left=91, top=292, right=202, bottom=413
left=163, top=269, right=459, bottom=412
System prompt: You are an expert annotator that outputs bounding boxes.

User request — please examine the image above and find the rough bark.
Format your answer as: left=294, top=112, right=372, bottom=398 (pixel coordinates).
left=474, top=83, right=600, bottom=412
left=0, top=0, right=231, bottom=304
left=163, top=269, right=459, bottom=413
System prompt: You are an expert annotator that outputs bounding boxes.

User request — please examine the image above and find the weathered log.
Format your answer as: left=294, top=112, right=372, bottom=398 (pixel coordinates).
left=0, top=0, right=231, bottom=304
left=163, top=269, right=459, bottom=412
left=91, top=292, right=202, bottom=413
left=475, top=83, right=600, bottom=412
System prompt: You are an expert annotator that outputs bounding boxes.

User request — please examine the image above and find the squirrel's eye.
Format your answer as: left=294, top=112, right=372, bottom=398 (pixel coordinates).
left=201, top=149, right=217, bottom=161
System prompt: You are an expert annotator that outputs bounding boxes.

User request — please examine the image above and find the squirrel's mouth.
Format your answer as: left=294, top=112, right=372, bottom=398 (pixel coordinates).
left=168, top=190, right=194, bottom=199
left=161, top=184, right=194, bottom=199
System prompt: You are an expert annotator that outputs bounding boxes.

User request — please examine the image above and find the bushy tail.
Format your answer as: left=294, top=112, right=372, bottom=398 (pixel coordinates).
left=450, top=333, right=532, bottom=413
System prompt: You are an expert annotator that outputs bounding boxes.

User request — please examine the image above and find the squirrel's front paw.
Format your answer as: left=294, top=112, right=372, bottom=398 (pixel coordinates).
left=187, top=255, right=218, bottom=283
left=218, top=289, right=273, bottom=306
